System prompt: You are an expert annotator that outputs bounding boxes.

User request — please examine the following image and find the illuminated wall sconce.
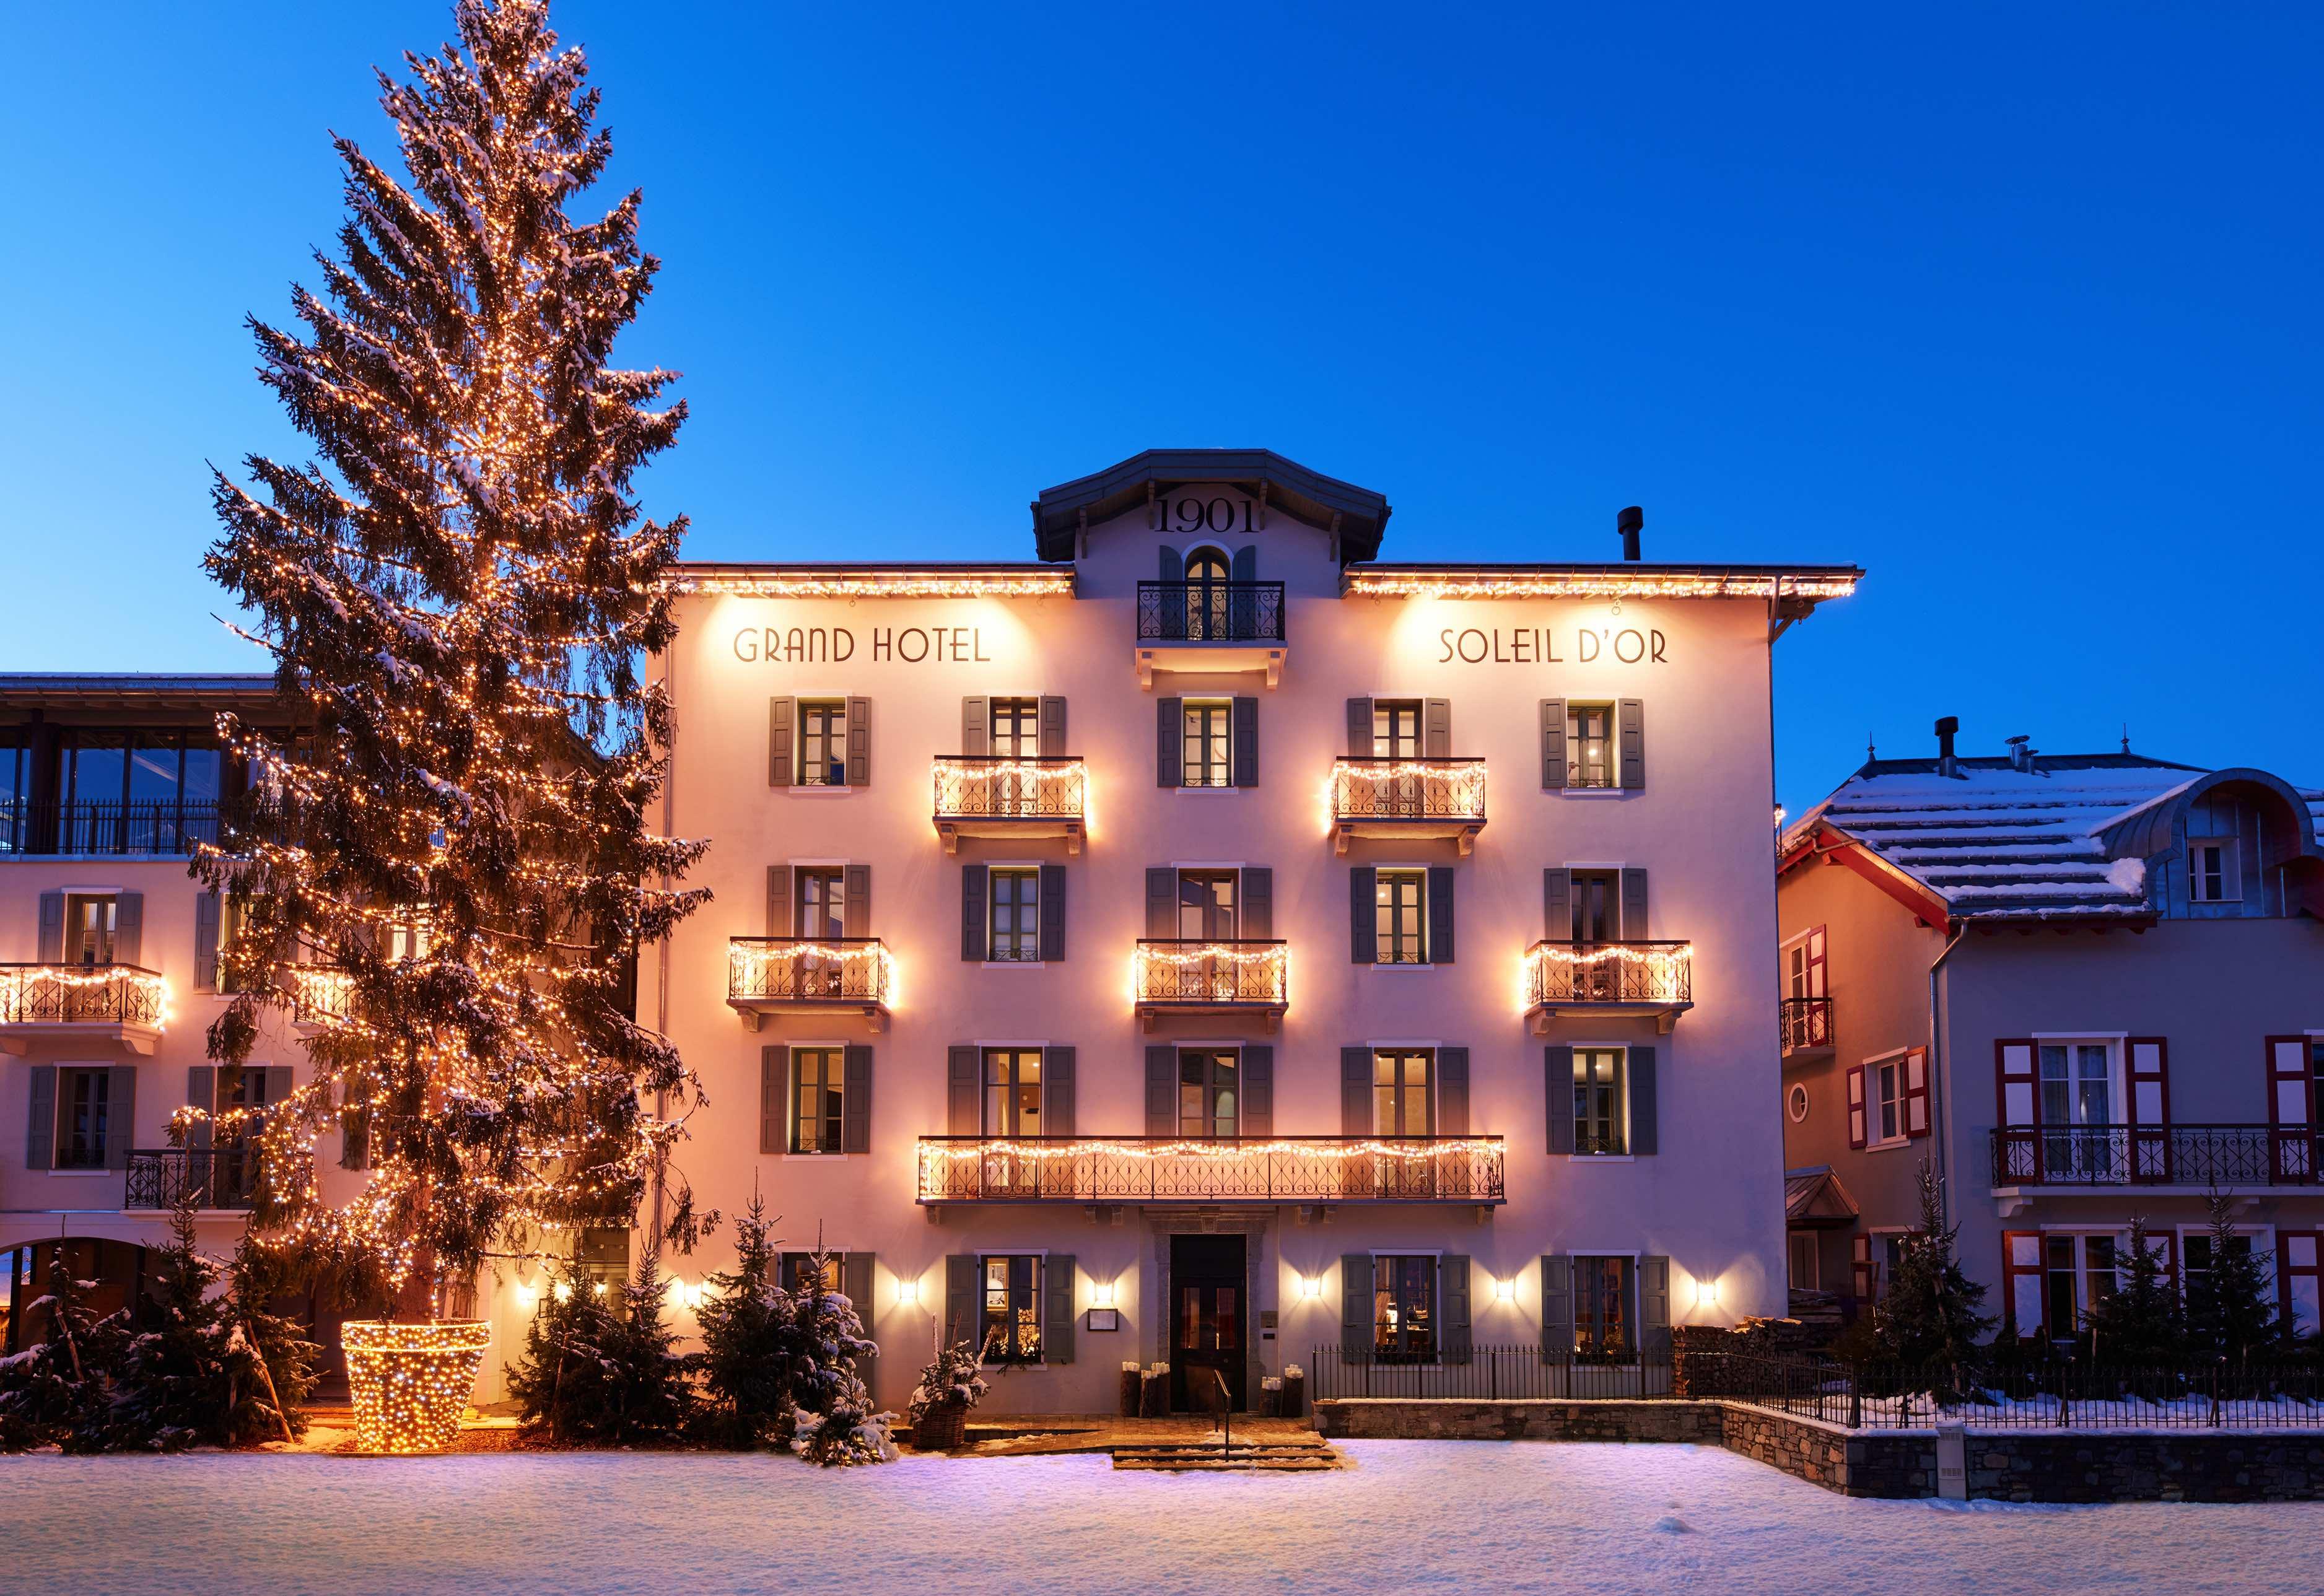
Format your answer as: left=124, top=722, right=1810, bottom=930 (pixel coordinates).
left=1694, top=1275, right=1721, bottom=1310
left=1300, top=1275, right=1324, bottom=1301
left=1091, top=1279, right=1117, bottom=1310
left=896, top=1275, right=920, bottom=1306
left=1493, top=1276, right=1516, bottom=1304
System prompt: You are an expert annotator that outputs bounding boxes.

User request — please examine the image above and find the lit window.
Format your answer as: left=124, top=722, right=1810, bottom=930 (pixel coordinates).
left=989, top=868, right=1040, bottom=962
left=1373, top=1050, right=1433, bottom=1135
left=989, top=697, right=1039, bottom=757
left=981, top=1255, right=1042, bottom=1363
left=64, top=893, right=117, bottom=966
left=1181, top=700, right=1231, bottom=787
left=790, top=1047, right=844, bottom=1154
left=1566, top=704, right=1614, bottom=788
left=1374, top=870, right=1427, bottom=964
left=1373, top=1255, right=1436, bottom=1363
left=1178, top=1049, right=1239, bottom=1138
left=798, top=700, right=848, bottom=787
left=1573, top=1255, right=1635, bottom=1361
left=1371, top=700, right=1421, bottom=758
left=1572, top=1049, right=1627, bottom=1155
left=982, top=1049, right=1042, bottom=1136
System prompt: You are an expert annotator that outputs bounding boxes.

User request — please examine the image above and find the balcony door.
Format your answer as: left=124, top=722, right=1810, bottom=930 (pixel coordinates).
left=1372, top=700, right=1422, bottom=812
left=66, top=894, right=116, bottom=967
left=989, top=697, right=1038, bottom=813
left=1177, top=871, right=1238, bottom=943
left=1570, top=871, right=1620, bottom=999
left=2039, top=1042, right=2117, bottom=1181
left=1178, top=1049, right=1239, bottom=1138
left=1184, top=548, right=1230, bottom=642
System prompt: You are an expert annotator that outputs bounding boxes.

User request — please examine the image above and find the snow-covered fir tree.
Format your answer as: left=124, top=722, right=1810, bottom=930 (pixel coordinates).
left=1871, top=1161, right=1994, bottom=1384
left=0, top=1252, right=110, bottom=1452
left=692, top=1193, right=795, bottom=1447
left=2185, top=1187, right=2284, bottom=1364
left=782, top=1244, right=891, bottom=1464
left=199, top=0, right=707, bottom=1316
left=509, top=1251, right=696, bottom=1444
left=88, top=1192, right=237, bottom=1452
left=600, top=1251, right=697, bottom=1442
left=2076, top=1214, right=2185, bottom=1365
left=225, top=1236, right=323, bottom=1442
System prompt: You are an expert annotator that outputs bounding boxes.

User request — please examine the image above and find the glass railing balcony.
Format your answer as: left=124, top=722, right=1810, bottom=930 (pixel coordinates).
left=727, top=936, right=893, bottom=1030
left=916, top=1135, right=1504, bottom=1205
left=1133, top=938, right=1288, bottom=1030
left=1523, top=940, right=1693, bottom=1033
left=931, top=756, right=1085, bottom=852
left=1330, top=757, right=1487, bottom=853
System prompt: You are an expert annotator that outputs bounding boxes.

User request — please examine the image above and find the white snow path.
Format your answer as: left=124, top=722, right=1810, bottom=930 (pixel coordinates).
left=5, top=1440, right=2321, bottom=1596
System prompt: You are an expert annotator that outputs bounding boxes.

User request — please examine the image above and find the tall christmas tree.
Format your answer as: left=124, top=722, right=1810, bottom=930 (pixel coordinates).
left=199, top=0, right=706, bottom=1317
left=1869, top=1161, right=1994, bottom=1387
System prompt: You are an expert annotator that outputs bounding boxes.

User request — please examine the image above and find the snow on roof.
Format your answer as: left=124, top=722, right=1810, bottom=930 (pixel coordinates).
left=1782, top=753, right=2287, bottom=922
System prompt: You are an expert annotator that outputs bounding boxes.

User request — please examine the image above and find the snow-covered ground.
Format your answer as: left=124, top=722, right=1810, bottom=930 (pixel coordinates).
left=6, top=1441, right=2321, bottom=1595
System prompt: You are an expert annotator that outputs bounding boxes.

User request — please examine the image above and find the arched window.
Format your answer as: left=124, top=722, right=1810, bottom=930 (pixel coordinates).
left=1184, top=546, right=1230, bottom=641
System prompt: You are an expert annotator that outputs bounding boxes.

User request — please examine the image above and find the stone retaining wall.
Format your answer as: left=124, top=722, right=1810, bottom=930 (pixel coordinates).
left=1313, top=1398, right=2324, bottom=1502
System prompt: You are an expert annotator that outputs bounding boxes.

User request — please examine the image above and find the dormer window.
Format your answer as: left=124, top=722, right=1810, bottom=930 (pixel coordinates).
left=2188, top=838, right=2239, bottom=904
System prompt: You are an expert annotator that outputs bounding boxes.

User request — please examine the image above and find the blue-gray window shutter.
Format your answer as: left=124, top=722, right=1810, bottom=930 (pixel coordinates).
left=1545, top=1045, right=1574, bottom=1154
left=1540, top=699, right=1566, bottom=790
left=1641, top=1255, right=1672, bottom=1357
left=264, top=1066, right=292, bottom=1114
left=194, top=892, right=221, bottom=991
left=1427, top=866, right=1454, bottom=964
left=961, top=864, right=988, bottom=961
left=767, top=697, right=794, bottom=787
left=948, top=1045, right=981, bottom=1135
left=1341, top=1046, right=1371, bottom=1135
left=761, top=1045, right=783, bottom=1154
left=185, top=1066, right=215, bottom=1154
left=845, top=696, right=872, bottom=787
left=844, top=863, right=871, bottom=935
left=37, top=890, right=64, bottom=962
left=1229, top=544, right=1258, bottom=635
left=842, top=1044, right=872, bottom=1154
left=1044, top=1254, right=1076, bottom=1364
left=1230, top=544, right=1256, bottom=584
left=1039, top=862, right=1066, bottom=961
left=1618, top=697, right=1645, bottom=789
left=1346, top=698, right=1373, bottom=757
left=1437, top=1047, right=1469, bottom=1136
left=1621, top=867, right=1649, bottom=940
left=945, top=1254, right=978, bottom=1349
left=961, top=696, right=988, bottom=756
left=1157, top=546, right=1185, bottom=633
left=26, top=1065, right=55, bottom=1169
left=1042, top=1045, right=1075, bottom=1136
left=1629, top=1045, right=1658, bottom=1156
left=113, top=892, right=142, bottom=967
left=1350, top=867, right=1376, bottom=964
left=1158, top=544, right=1184, bottom=583
left=1231, top=697, right=1259, bottom=787
left=1443, top=1255, right=1472, bottom=1364
left=1544, top=868, right=1571, bottom=942
left=1424, top=698, right=1451, bottom=759
left=844, top=1252, right=875, bottom=1332
left=1241, top=867, right=1272, bottom=940
left=1145, top=867, right=1176, bottom=938
left=1156, top=698, right=1182, bottom=787
left=1145, top=1046, right=1176, bottom=1135
left=1242, top=1045, right=1273, bottom=1137
left=1540, top=1255, right=1573, bottom=1363
left=107, top=1065, right=137, bottom=1171
left=767, top=863, right=792, bottom=936
left=1341, top=1252, right=1373, bottom=1364
left=1039, top=694, right=1066, bottom=754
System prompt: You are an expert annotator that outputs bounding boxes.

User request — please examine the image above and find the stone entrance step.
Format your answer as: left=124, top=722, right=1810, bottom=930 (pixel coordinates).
left=1110, top=1439, right=1342, bottom=1472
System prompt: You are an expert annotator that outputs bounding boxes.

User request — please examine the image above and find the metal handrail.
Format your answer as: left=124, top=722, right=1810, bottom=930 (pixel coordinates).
left=916, top=1135, right=1505, bottom=1203
left=727, top=936, right=892, bottom=1005
left=0, top=798, right=230, bottom=857
left=123, top=1147, right=259, bottom=1211
left=1133, top=938, right=1289, bottom=1006
left=0, top=963, right=168, bottom=1026
left=1135, top=580, right=1286, bottom=643
left=1778, top=996, right=1833, bottom=1055
left=1524, top=940, right=1693, bottom=1007
left=1330, top=758, right=1488, bottom=823
left=931, top=754, right=1086, bottom=821
left=1990, top=1123, right=2324, bottom=1187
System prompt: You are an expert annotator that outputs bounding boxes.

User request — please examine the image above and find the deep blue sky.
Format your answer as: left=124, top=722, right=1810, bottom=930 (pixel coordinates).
left=3, top=4, right=2315, bottom=812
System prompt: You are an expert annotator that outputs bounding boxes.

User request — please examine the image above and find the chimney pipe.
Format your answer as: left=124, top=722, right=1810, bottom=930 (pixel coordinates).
left=1934, top=716, right=1960, bottom=780
left=1617, top=506, right=1643, bottom=562
left=2006, top=734, right=2034, bottom=774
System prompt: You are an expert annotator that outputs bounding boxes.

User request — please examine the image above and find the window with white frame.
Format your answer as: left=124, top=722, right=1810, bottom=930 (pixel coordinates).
left=1565, top=704, right=1614, bottom=788
left=1374, top=869, right=1427, bottom=964
left=1372, top=1049, right=1433, bottom=1135
left=2188, top=838, right=2239, bottom=904
left=1178, top=1049, right=1239, bottom=1138
left=797, top=700, right=848, bottom=787
left=1180, top=699, right=1232, bottom=788
left=2038, top=1040, right=2118, bottom=1180
left=1869, top=1053, right=1910, bottom=1148
left=2044, top=1233, right=2119, bottom=1336
left=982, top=1048, right=1042, bottom=1136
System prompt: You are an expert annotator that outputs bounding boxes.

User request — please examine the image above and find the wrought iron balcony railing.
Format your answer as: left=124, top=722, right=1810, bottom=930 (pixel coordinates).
left=0, top=963, right=168, bottom=1028
left=124, top=1147, right=259, bottom=1211
left=1779, top=996, right=1833, bottom=1057
left=932, top=755, right=1086, bottom=821
left=290, top=966, right=357, bottom=1027
left=1330, top=759, right=1487, bottom=824
left=727, top=937, right=892, bottom=1010
left=1990, top=1125, right=2324, bottom=1188
left=1135, top=580, right=1286, bottom=643
left=916, top=1135, right=1505, bottom=1204
left=1133, top=939, right=1288, bottom=1014
left=1525, top=940, right=1693, bottom=1009
left=0, top=798, right=228, bottom=858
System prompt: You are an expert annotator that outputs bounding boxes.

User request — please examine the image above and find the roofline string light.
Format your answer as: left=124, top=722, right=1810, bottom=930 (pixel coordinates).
left=1343, top=570, right=1860, bottom=601
left=666, top=570, right=1076, bottom=600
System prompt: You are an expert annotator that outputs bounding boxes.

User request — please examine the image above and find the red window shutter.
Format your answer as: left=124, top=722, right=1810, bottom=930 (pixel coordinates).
left=2000, top=1230, right=2045, bottom=1338
left=2266, top=1037, right=2314, bottom=1184
left=2126, top=1037, right=2170, bottom=1182
left=2278, top=1231, right=2323, bottom=1337
left=1903, top=1047, right=1931, bottom=1140
left=1850, top=1234, right=1874, bottom=1301
left=1994, top=1038, right=2040, bottom=1182
left=1845, top=1064, right=1868, bottom=1149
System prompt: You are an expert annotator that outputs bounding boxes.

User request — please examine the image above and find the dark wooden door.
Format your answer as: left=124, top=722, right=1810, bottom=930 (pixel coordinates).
left=1169, top=1234, right=1246, bottom=1412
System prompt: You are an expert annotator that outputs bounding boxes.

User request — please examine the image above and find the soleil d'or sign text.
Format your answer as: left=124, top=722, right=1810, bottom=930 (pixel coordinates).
left=1439, top=626, right=1669, bottom=665
left=734, top=624, right=992, bottom=665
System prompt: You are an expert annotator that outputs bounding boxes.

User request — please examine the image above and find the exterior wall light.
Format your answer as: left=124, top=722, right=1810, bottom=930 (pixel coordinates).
left=1494, top=1276, right=1516, bottom=1304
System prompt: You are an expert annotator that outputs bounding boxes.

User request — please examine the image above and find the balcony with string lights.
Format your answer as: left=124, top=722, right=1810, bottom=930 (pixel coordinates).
left=931, top=756, right=1086, bottom=853
left=916, top=1135, right=1505, bottom=1208
left=1132, top=939, right=1288, bottom=1032
left=1522, top=940, right=1693, bottom=1034
left=0, top=963, right=167, bottom=1055
left=727, top=936, right=893, bottom=1031
left=1329, top=757, right=1487, bottom=855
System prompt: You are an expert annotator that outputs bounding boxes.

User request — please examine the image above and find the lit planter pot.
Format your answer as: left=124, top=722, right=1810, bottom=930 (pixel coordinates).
left=341, top=1320, right=492, bottom=1454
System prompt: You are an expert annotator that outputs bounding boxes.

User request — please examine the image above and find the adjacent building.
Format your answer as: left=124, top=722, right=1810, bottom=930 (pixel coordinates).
left=653, top=450, right=1859, bottom=1412
left=1777, top=721, right=2324, bottom=1340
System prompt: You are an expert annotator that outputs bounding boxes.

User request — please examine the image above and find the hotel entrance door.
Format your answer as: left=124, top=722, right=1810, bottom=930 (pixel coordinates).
left=1169, top=1233, right=1246, bottom=1413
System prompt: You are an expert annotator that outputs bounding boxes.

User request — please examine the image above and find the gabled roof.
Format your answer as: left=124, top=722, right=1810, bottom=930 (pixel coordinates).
left=1031, top=449, right=1391, bottom=562
left=1784, top=1166, right=1861, bottom=1226
left=1781, top=752, right=2324, bottom=925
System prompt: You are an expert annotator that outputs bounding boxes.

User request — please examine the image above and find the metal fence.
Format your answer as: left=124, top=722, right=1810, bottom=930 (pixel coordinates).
left=920, top=1136, right=1505, bottom=1205
left=1524, top=940, right=1693, bottom=1007
left=1330, top=759, right=1487, bottom=823
left=0, top=798, right=230, bottom=857
left=1136, top=580, right=1286, bottom=643
left=123, top=1148, right=260, bottom=1211
left=1310, top=1346, right=1676, bottom=1401
left=1778, top=996, right=1832, bottom=1055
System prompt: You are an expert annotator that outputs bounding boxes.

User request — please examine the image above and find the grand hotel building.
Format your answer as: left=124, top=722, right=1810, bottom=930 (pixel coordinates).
left=647, top=450, right=1859, bottom=1413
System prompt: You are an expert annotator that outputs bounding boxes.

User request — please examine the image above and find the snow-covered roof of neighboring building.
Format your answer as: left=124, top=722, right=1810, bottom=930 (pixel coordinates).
left=1782, top=752, right=2324, bottom=923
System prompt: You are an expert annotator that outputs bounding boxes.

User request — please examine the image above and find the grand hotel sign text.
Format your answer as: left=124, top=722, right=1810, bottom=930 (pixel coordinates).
left=733, top=624, right=991, bottom=665
left=1438, top=626, right=1669, bottom=665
